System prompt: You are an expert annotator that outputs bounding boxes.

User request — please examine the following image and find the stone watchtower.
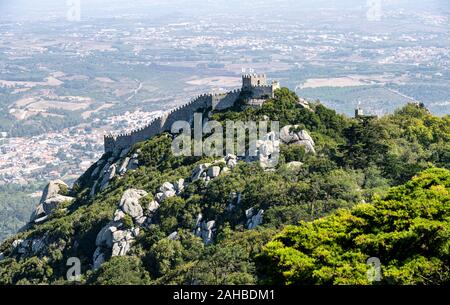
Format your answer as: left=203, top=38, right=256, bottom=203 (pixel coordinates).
left=241, top=73, right=280, bottom=104
left=242, top=74, right=268, bottom=91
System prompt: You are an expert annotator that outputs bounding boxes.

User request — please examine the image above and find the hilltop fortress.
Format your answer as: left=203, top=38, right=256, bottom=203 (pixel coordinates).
left=104, top=74, right=280, bottom=153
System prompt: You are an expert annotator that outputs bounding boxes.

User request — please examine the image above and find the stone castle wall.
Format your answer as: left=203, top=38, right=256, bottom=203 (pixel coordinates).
left=248, top=85, right=275, bottom=99
left=104, top=75, right=278, bottom=153
left=104, top=89, right=242, bottom=153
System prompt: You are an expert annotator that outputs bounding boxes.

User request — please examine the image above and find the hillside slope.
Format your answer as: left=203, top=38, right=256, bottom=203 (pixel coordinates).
left=0, top=88, right=449, bottom=284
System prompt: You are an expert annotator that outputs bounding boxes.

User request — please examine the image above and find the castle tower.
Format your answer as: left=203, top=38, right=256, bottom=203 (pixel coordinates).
left=355, top=107, right=364, bottom=118
left=242, top=74, right=267, bottom=91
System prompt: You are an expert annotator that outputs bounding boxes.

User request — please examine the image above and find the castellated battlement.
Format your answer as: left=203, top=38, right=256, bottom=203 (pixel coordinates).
left=104, top=74, right=279, bottom=153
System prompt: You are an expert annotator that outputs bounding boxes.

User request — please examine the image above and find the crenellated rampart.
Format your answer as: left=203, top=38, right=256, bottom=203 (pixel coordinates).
left=104, top=89, right=243, bottom=153
left=104, top=74, right=279, bottom=153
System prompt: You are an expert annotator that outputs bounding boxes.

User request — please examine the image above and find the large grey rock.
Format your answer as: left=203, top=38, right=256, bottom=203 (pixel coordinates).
left=99, top=162, right=111, bottom=177
left=30, top=180, right=74, bottom=222
left=112, top=230, right=126, bottom=243
left=167, top=231, right=179, bottom=240
left=112, top=241, right=132, bottom=257
left=100, top=164, right=117, bottom=191
left=174, top=178, right=185, bottom=194
left=147, top=200, right=160, bottom=213
left=42, top=194, right=74, bottom=215
left=227, top=192, right=241, bottom=211
left=297, top=130, right=315, bottom=145
left=127, top=157, right=139, bottom=171
left=280, top=125, right=297, bottom=144
left=111, top=230, right=134, bottom=257
left=205, top=220, right=215, bottom=231
left=118, top=157, right=130, bottom=175
left=113, top=209, right=125, bottom=221
left=119, top=189, right=147, bottom=219
left=92, top=247, right=105, bottom=270
left=31, top=236, right=47, bottom=255
left=225, top=154, right=238, bottom=168
left=12, top=239, right=24, bottom=251
left=160, top=182, right=175, bottom=193
left=91, top=160, right=106, bottom=178
left=195, top=220, right=215, bottom=245
left=95, top=222, right=118, bottom=248
left=191, top=163, right=211, bottom=181
left=0, top=253, right=4, bottom=261
left=91, top=166, right=101, bottom=178
left=294, top=139, right=316, bottom=154
left=297, top=98, right=311, bottom=109
left=280, top=125, right=316, bottom=154
left=248, top=132, right=280, bottom=169
left=30, top=203, right=46, bottom=222
left=285, top=161, right=304, bottom=170
left=195, top=213, right=203, bottom=226
left=155, top=189, right=176, bottom=202
left=132, top=227, right=140, bottom=237
left=90, top=181, right=98, bottom=198
left=247, top=209, right=264, bottom=229
left=135, top=216, right=148, bottom=227
left=207, top=166, right=221, bottom=178
left=40, top=180, right=68, bottom=203
left=245, top=207, right=255, bottom=219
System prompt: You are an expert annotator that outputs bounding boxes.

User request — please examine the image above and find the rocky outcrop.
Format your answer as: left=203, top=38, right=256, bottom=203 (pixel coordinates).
left=280, top=126, right=316, bottom=154
left=285, top=161, right=304, bottom=170
left=118, top=157, right=130, bottom=175
left=93, top=220, right=138, bottom=269
left=41, top=179, right=68, bottom=201
left=91, top=160, right=105, bottom=178
left=225, top=154, right=238, bottom=168
left=191, top=157, right=235, bottom=183
left=119, top=189, right=147, bottom=219
left=29, top=204, right=46, bottom=223
left=207, top=166, right=221, bottom=179
left=111, top=228, right=138, bottom=256
left=92, top=247, right=105, bottom=270
left=90, top=150, right=142, bottom=199
left=194, top=215, right=216, bottom=245
left=191, top=163, right=211, bottom=182
left=227, top=192, right=242, bottom=211
left=127, top=152, right=140, bottom=171
left=30, top=180, right=74, bottom=224
left=10, top=234, right=52, bottom=258
left=156, top=182, right=177, bottom=202
left=92, top=154, right=240, bottom=268
left=90, top=181, right=98, bottom=198
left=297, top=98, right=311, bottom=110
left=247, top=131, right=280, bottom=169
left=95, top=221, right=117, bottom=249
left=246, top=208, right=264, bottom=229
left=92, top=187, right=152, bottom=269
left=167, top=231, right=179, bottom=240
left=42, top=195, right=72, bottom=215
left=100, top=164, right=116, bottom=192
